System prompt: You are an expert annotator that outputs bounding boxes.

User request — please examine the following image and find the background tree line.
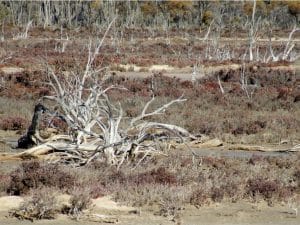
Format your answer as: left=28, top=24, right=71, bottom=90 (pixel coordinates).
left=0, top=0, right=298, bottom=30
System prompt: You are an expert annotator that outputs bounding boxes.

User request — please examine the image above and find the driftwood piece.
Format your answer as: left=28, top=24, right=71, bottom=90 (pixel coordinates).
left=189, top=138, right=223, bottom=148
left=228, top=144, right=300, bottom=152
left=82, top=213, right=118, bottom=223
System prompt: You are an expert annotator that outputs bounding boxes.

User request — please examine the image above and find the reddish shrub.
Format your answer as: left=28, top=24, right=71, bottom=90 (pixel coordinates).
left=0, top=174, right=11, bottom=194
left=127, top=81, right=146, bottom=93
left=202, top=157, right=226, bottom=169
left=248, top=154, right=264, bottom=165
left=180, top=80, right=193, bottom=88
left=0, top=117, right=27, bottom=130
left=211, top=187, right=225, bottom=202
left=232, top=120, right=266, bottom=135
left=88, top=183, right=106, bottom=199
left=49, top=117, right=69, bottom=132
left=129, top=167, right=177, bottom=185
left=8, top=161, right=76, bottom=195
left=190, top=188, right=209, bottom=207
left=36, top=87, right=51, bottom=97
left=278, top=186, right=294, bottom=201
left=149, top=167, right=177, bottom=185
left=294, top=169, right=300, bottom=190
left=277, top=87, right=293, bottom=100
left=246, top=178, right=280, bottom=200
left=202, top=82, right=219, bottom=92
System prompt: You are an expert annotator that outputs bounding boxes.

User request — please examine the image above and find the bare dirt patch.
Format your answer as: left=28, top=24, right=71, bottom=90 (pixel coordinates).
left=0, top=67, right=24, bottom=75
left=0, top=197, right=299, bottom=225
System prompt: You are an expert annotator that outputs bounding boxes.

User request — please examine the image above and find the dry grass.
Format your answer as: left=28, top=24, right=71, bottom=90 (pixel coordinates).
left=10, top=187, right=60, bottom=221
left=0, top=96, right=34, bottom=119
left=4, top=151, right=299, bottom=219
left=63, top=187, right=92, bottom=220
left=0, top=174, right=11, bottom=196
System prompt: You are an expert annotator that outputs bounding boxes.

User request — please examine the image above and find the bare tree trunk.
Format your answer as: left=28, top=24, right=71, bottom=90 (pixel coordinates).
left=249, top=0, right=256, bottom=61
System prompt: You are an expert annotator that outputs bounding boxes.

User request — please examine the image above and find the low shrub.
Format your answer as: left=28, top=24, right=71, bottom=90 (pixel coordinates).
left=129, top=167, right=177, bottom=185
left=8, top=161, right=76, bottom=195
left=10, top=187, right=59, bottom=221
left=63, top=187, right=92, bottom=220
left=189, top=188, right=209, bottom=207
left=0, top=174, right=11, bottom=196
left=294, top=169, right=300, bottom=191
left=246, top=177, right=280, bottom=202
left=211, top=187, right=225, bottom=202
left=0, top=116, right=27, bottom=130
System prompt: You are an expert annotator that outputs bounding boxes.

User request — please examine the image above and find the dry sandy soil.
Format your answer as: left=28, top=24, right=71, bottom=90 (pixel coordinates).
left=0, top=196, right=299, bottom=225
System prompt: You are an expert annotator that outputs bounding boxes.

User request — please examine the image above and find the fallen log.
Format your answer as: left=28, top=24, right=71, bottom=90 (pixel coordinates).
left=228, top=144, right=300, bottom=152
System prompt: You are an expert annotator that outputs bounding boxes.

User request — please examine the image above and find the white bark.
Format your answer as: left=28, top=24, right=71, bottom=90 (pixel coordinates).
left=282, top=25, right=299, bottom=61
left=13, top=20, right=32, bottom=40
left=248, top=0, right=258, bottom=61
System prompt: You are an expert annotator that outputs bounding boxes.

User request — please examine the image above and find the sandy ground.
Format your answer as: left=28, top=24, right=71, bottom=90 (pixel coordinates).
left=110, top=62, right=299, bottom=81
left=2, top=58, right=298, bottom=83
left=0, top=196, right=299, bottom=225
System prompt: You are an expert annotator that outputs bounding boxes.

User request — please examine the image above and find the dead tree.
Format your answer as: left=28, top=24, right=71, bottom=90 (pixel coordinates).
left=267, top=25, right=300, bottom=62
left=247, top=0, right=260, bottom=61
left=16, top=26, right=193, bottom=167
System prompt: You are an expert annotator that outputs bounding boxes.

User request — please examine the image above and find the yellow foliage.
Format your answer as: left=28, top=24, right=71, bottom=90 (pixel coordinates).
left=203, top=10, right=214, bottom=25
left=0, top=3, right=9, bottom=23
left=286, top=1, right=300, bottom=16
left=91, top=0, right=102, bottom=10
left=165, top=1, right=193, bottom=17
left=243, top=0, right=274, bottom=16
left=141, top=2, right=157, bottom=16
left=141, top=1, right=193, bottom=18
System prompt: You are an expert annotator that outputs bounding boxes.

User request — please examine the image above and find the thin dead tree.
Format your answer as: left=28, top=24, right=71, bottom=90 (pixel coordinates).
left=280, top=25, right=300, bottom=61
left=240, top=62, right=259, bottom=100
left=54, top=26, right=69, bottom=53
left=13, top=20, right=32, bottom=40
left=248, top=0, right=260, bottom=61
left=267, top=25, right=300, bottom=62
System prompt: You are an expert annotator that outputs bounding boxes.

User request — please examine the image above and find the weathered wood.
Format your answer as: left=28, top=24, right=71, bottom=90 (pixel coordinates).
left=17, top=104, right=48, bottom=149
left=13, top=30, right=192, bottom=167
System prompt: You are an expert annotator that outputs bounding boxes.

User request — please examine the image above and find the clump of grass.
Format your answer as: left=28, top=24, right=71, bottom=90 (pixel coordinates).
left=10, top=187, right=60, bottom=221
left=0, top=96, right=34, bottom=119
left=157, top=189, right=186, bottom=222
left=62, top=187, right=92, bottom=220
left=0, top=174, right=11, bottom=196
left=189, top=187, right=210, bottom=207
